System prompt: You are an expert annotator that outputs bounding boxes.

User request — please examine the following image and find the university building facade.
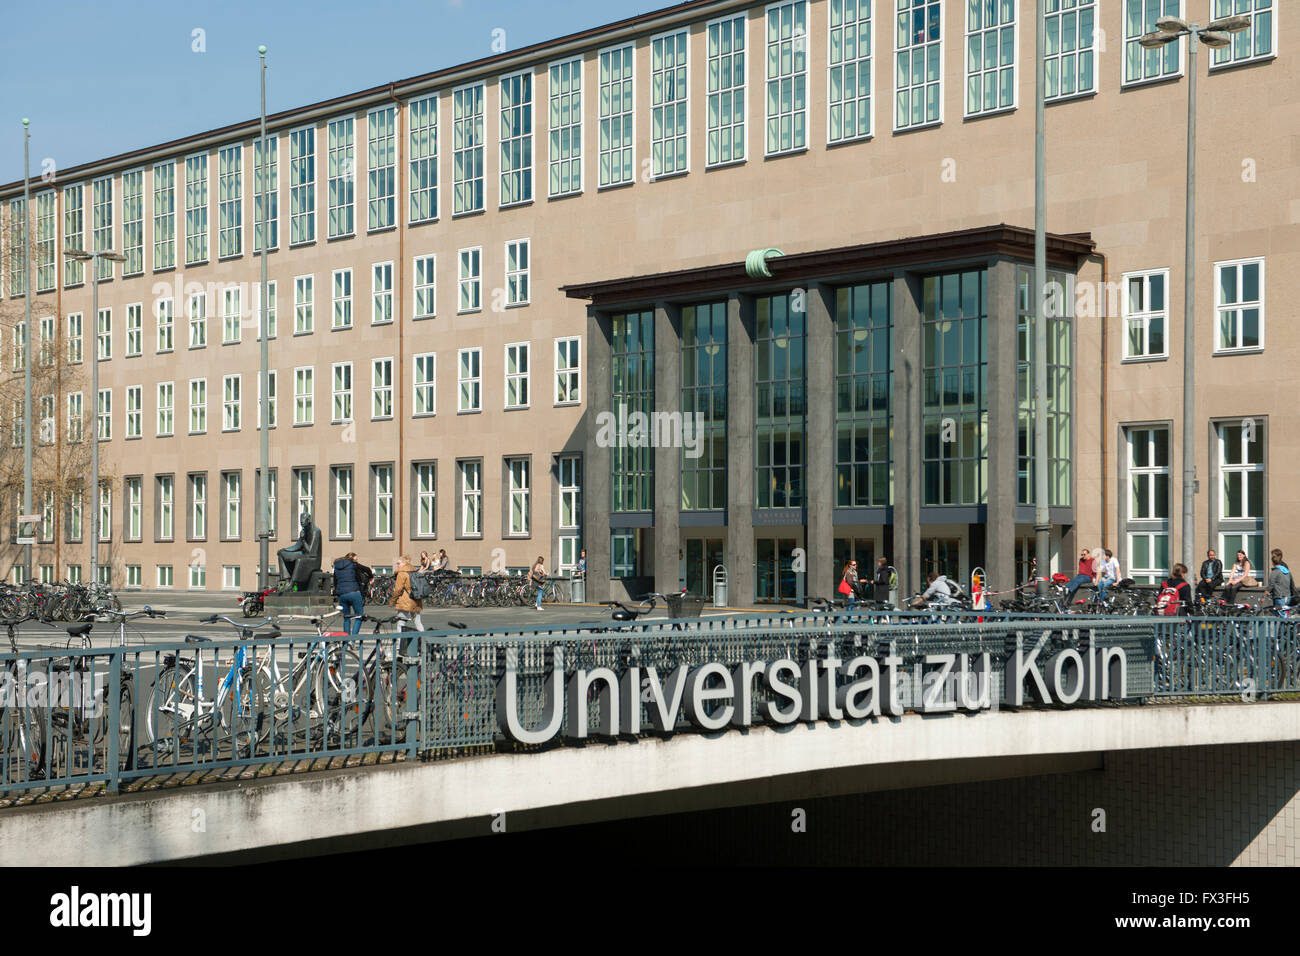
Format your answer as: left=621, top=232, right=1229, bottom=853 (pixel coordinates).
left=0, top=0, right=1292, bottom=605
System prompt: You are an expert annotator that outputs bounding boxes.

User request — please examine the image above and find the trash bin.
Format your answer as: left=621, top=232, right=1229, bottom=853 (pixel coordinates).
left=712, top=566, right=728, bottom=608
left=665, top=593, right=706, bottom=619
left=571, top=576, right=586, bottom=603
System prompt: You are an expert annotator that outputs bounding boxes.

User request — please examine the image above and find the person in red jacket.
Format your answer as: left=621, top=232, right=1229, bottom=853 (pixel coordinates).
left=1065, top=548, right=1095, bottom=603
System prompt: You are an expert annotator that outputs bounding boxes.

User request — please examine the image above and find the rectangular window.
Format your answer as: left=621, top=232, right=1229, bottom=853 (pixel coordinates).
left=332, top=268, right=353, bottom=329
left=651, top=31, right=689, bottom=176
left=39, top=315, right=54, bottom=367
left=415, top=462, right=437, bottom=537
left=67, top=313, right=83, bottom=364
left=223, top=565, right=242, bottom=590
left=367, top=105, right=396, bottom=230
left=409, top=94, right=439, bottom=223
left=189, top=473, right=207, bottom=540
left=189, top=564, right=207, bottom=590
left=414, top=353, right=436, bottom=416
left=223, top=374, right=241, bottom=431
left=965, top=0, right=1016, bottom=115
left=97, top=308, right=111, bottom=360
left=217, top=144, right=242, bottom=258
left=1123, top=269, right=1169, bottom=359
left=834, top=283, right=892, bottom=508
left=67, top=565, right=82, bottom=584
left=126, top=565, right=141, bottom=589
left=453, top=84, right=486, bottom=214
left=294, top=468, right=314, bottom=525
left=254, top=133, right=278, bottom=251
left=35, top=191, right=55, bottom=292
left=612, top=530, right=638, bottom=577
left=332, top=362, right=353, bottom=423
left=67, top=392, right=83, bottom=444
left=1127, top=426, right=1170, bottom=583
left=458, top=247, right=481, bottom=312
left=295, top=366, right=314, bottom=425
left=126, top=385, right=142, bottom=439
left=189, top=378, right=207, bottom=434
left=372, top=261, right=394, bottom=324
left=598, top=45, right=635, bottom=186
left=295, top=275, right=314, bottom=334
left=548, top=57, right=583, bottom=196
left=500, top=71, right=534, bottom=206
left=92, top=176, right=114, bottom=281
left=373, top=464, right=394, bottom=538
left=555, top=336, right=581, bottom=405
left=11, top=400, right=23, bottom=448
left=224, top=472, right=241, bottom=539
left=96, top=485, right=110, bottom=544
left=256, top=281, right=278, bottom=340
left=414, top=254, right=436, bottom=318
left=507, top=457, right=530, bottom=536
left=64, top=183, right=84, bottom=286
left=153, top=161, right=176, bottom=270
left=184, top=153, right=209, bottom=265
left=157, top=381, right=174, bottom=436
left=372, top=357, right=394, bottom=419
left=1124, top=0, right=1183, bottom=85
left=681, top=302, right=729, bottom=511
left=505, top=239, right=529, bottom=305
left=157, top=475, right=175, bottom=540
left=188, top=292, right=207, bottom=348
left=459, top=460, right=482, bottom=536
left=505, top=343, right=530, bottom=409
left=37, top=394, right=53, bottom=446
left=222, top=286, right=241, bottom=343
left=289, top=126, right=316, bottom=245
left=125, top=478, right=141, bottom=541
left=11, top=321, right=25, bottom=372
left=558, top=454, right=582, bottom=533
left=333, top=466, right=354, bottom=538
left=1013, top=266, right=1074, bottom=510
left=1211, top=0, right=1276, bottom=69
left=611, top=311, right=655, bottom=512
left=69, top=490, right=83, bottom=541
left=157, top=566, right=174, bottom=589
left=122, top=168, right=144, bottom=275
left=755, top=294, right=807, bottom=508
left=707, top=14, right=747, bottom=167
left=1218, top=422, right=1264, bottom=521
left=1045, top=0, right=1097, bottom=99
left=895, top=0, right=943, bottom=129
left=156, top=298, right=174, bottom=352
left=259, top=370, right=278, bottom=430
left=458, top=348, right=482, bottom=412
left=126, top=303, right=142, bottom=357
left=828, top=0, right=872, bottom=142
left=766, top=1, right=809, bottom=153
left=327, top=116, right=356, bottom=238
left=1214, top=257, right=1264, bottom=353
left=8, top=198, right=25, bottom=296
left=923, top=271, right=988, bottom=506
left=97, top=389, right=111, bottom=441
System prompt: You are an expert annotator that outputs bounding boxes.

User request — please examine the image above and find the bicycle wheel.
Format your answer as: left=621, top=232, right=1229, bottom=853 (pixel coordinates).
left=117, top=679, right=136, bottom=772
left=217, top=666, right=262, bottom=758
left=3, top=673, right=47, bottom=780
left=146, top=666, right=202, bottom=759
left=313, top=646, right=370, bottom=747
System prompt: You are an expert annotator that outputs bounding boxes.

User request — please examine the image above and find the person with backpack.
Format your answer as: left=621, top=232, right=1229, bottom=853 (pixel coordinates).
left=391, top=554, right=426, bottom=631
left=1268, top=549, right=1295, bottom=617
left=332, top=551, right=372, bottom=637
left=1157, top=564, right=1193, bottom=616
left=530, top=555, right=548, bottom=611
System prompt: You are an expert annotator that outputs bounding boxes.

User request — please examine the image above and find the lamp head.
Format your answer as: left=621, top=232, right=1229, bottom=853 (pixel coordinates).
left=1156, top=15, right=1189, bottom=34
left=258, top=45, right=267, bottom=55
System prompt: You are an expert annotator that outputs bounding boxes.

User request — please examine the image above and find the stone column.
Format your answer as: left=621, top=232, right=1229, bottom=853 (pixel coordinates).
left=726, top=293, right=756, bottom=607
left=653, top=301, right=682, bottom=596
left=584, top=307, right=612, bottom=603
left=892, top=272, right=923, bottom=600
left=985, top=258, right=1019, bottom=599
left=805, top=283, right=836, bottom=604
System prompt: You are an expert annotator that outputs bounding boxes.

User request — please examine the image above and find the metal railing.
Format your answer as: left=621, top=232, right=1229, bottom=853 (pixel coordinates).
left=2, top=613, right=1297, bottom=800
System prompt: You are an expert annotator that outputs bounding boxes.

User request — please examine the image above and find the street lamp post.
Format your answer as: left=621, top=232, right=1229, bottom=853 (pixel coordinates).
left=257, top=45, right=271, bottom=593
left=64, top=247, right=126, bottom=589
left=1138, top=13, right=1251, bottom=568
left=21, top=119, right=32, bottom=584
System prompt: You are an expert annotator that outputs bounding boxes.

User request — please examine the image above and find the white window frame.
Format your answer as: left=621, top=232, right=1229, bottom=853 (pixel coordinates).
left=408, top=93, right=439, bottom=224
left=597, top=43, right=636, bottom=188
left=156, top=298, right=175, bottom=352
left=1044, top=0, right=1098, bottom=101
left=371, top=357, right=394, bottom=420
left=555, top=336, right=581, bottom=406
left=826, top=0, right=874, bottom=144
left=458, top=247, right=482, bottom=313
left=158, top=475, right=175, bottom=540
left=505, top=342, right=530, bottom=410
left=332, top=268, right=353, bottom=330
left=189, top=378, right=207, bottom=434
left=183, top=151, right=210, bottom=266
left=414, top=254, right=437, bottom=318
left=1122, top=268, right=1170, bottom=361
left=558, top=454, right=582, bottom=532
left=122, top=167, right=145, bottom=276
left=223, top=374, right=242, bottom=432
left=458, top=347, right=482, bottom=413
left=126, top=478, right=141, bottom=541
left=547, top=56, right=584, bottom=197
left=156, top=381, right=174, bottom=437
left=459, top=460, right=482, bottom=537
left=91, top=175, right=115, bottom=281
left=97, top=388, right=111, bottom=442
left=894, top=0, right=945, bottom=130
left=964, top=0, right=1018, bottom=118
left=294, top=274, right=314, bottom=334
left=152, top=160, right=177, bottom=271
left=1122, top=0, right=1185, bottom=88
left=188, top=291, right=207, bottom=349
left=288, top=124, right=316, bottom=246
left=254, top=132, right=279, bottom=252
left=222, top=286, right=242, bottom=344
left=294, top=366, right=315, bottom=426
left=327, top=115, right=357, bottom=239
left=1209, top=0, right=1278, bottom=71
left=372, top=261, right=394, bottom=325
left=332, top=362, right=354, bottom=424
left=367, top=104, right=397, bottom=232
left=157, top=565, right=174, bottom=589
left=650, top=29, right=690, bottom=178
left=505, top=239, right=529, bottom=306
left=498, top=69, right=535, bottom=208
left=224, top=472, right=241, bottom=539
left=223, top=565, right=242, bottom=591
left=374, top=464, right=394, bottom=538
left=333, top=466, right=354, bottom=538
left=705, top=13, right=748, bottom=168
left=1213, top=257, right=1265, bottom=354
left=125, top=302, right=142, bottom=357
left=413, top=352, right=437, bottom=417
left=765, top=0, right=810, bottom=154
left=125, top=385, right=142, bottom=440
left=190, top=473, right=207, bottom=540
left=1217, top=421, right=1264, bottom=521
left=415, top=462, right=437, bottom=538
left=258, top=370, right=278, bottom=431
left=452, top=82, right=487, bottom=216
left=67, top=392, right=84, bottom=444
left=217, top=143, right=244, bottom=260
left=507, top=457, right=530, bottom=537
left=96, top=307, right=112, bottom=361
left=67, top=312, right=83, bottom=364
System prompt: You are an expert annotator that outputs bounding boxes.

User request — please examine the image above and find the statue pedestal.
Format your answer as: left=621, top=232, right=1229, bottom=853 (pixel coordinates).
left=264, top=592, right=340, bottom=619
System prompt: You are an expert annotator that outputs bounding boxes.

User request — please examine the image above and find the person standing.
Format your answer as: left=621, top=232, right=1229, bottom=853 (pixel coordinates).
left=1222, top=550, right=1255, bottom=605
left=332, top=551, right=371, bottom=637
left=530, top=555, right=549, bottom=610
left=1065, top=548, right=1095, bottom=603
left=391, top=554, right=425, bottom=631
left=840, top=559, right=860, bottom=610
left=576, top=549, right=587, bottom=579
left=873, top=556, right=891, bottom=605
left=1195, top=548, right=1224, bottom=603
left=1268, top=549, right=1293, bottom=617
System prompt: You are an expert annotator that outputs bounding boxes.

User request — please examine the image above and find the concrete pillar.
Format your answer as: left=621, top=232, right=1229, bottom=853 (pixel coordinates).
left=653, top=301, right=682, bottom=596
left=985, top=258, right=1019, bottom=598
left=726, top=294, right=756, bottom=607
left=805, top=283, right=836, bottom=604
left=584, top=307, right=612, bottom=603
left=892, top=272, right=923, bottom=600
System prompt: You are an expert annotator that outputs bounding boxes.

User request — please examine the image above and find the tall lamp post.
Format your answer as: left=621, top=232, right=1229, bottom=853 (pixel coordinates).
left=64, top=247, right=126, bottom=589
left=1138, top=13, right=1251, bottom=567
left=257, top=44, right=271, bottom=593
left=20, top=119, right=32, bottom=583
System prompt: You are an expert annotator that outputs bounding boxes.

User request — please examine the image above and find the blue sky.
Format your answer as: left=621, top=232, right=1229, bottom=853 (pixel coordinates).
left=0, top=0, right=655, bottom=184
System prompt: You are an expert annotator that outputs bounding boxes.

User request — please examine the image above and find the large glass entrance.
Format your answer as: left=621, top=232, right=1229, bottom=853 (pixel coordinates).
left=684, top=537, right=725, bottom=598
left=756, top=537, right=799, bottom=603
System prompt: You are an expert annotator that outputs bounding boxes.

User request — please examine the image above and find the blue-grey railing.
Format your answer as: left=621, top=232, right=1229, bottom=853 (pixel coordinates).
left=1, top=613, right=1296, bottom=799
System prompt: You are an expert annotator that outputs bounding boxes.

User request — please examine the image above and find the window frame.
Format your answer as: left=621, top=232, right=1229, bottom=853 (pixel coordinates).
left=498, top=69, right=536, bottom=208
left=504, top=341, right=531, bottom=410
left=452, top=81, right=487, bottom=217
left=458, top=347, right=483, bottom=413
left=1121, top=267, right=1170, bottom=362
left=893, top=0, right=946, bottom=131
left=332, top=267, right=354, bottom=330
left=371, top=356, right=395, bottom=421
left=458, top=246, right=482, bottom=313
left=826, top=0, right=875, bottom=144
left=504, top=239, right=530, bottom=307
left=554, top=336, right=581, bottom=406
left=1122, top=0, right=1185, bottom=88
left=963, top=0, right=1019, bottom=118
left=597, top=42, right=637, bottom=188
left=372, top=260, right=395, bottom=325
left=1213, top=256, right=1265, bottom=355
left=764, top=0, right=811, bottom=154
left=1208, top=0, right=1278, bottom=71
left=414, top=253, right=437, bottom=318
left=413, top=352, right=437, bottom=417
left=547, top=55, right=585, bottom=197
left=649, top=28, right=690, bottom=178
left=294, top=366, right=315, bottom=426
left=332, top=361, right=354, bottom=424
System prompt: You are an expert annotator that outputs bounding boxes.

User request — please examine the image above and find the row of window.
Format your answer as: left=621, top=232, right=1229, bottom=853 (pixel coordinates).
left=1123, top=257, right=1266, bottom=358
left=2, top=2, right=1278, bottom=296
left=5, top=337, right=582, bottom=448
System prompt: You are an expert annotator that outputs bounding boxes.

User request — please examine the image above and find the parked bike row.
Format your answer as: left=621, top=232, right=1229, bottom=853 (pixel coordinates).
left=0, top=581, right=122, bottom=625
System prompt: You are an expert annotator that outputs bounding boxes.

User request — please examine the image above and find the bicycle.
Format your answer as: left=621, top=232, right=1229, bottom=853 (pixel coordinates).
left=2, top=618, right=47, bottom=781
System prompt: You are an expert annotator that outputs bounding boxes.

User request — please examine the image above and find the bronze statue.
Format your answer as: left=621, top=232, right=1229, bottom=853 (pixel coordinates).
left=277, top=513, right=322, bottom=588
